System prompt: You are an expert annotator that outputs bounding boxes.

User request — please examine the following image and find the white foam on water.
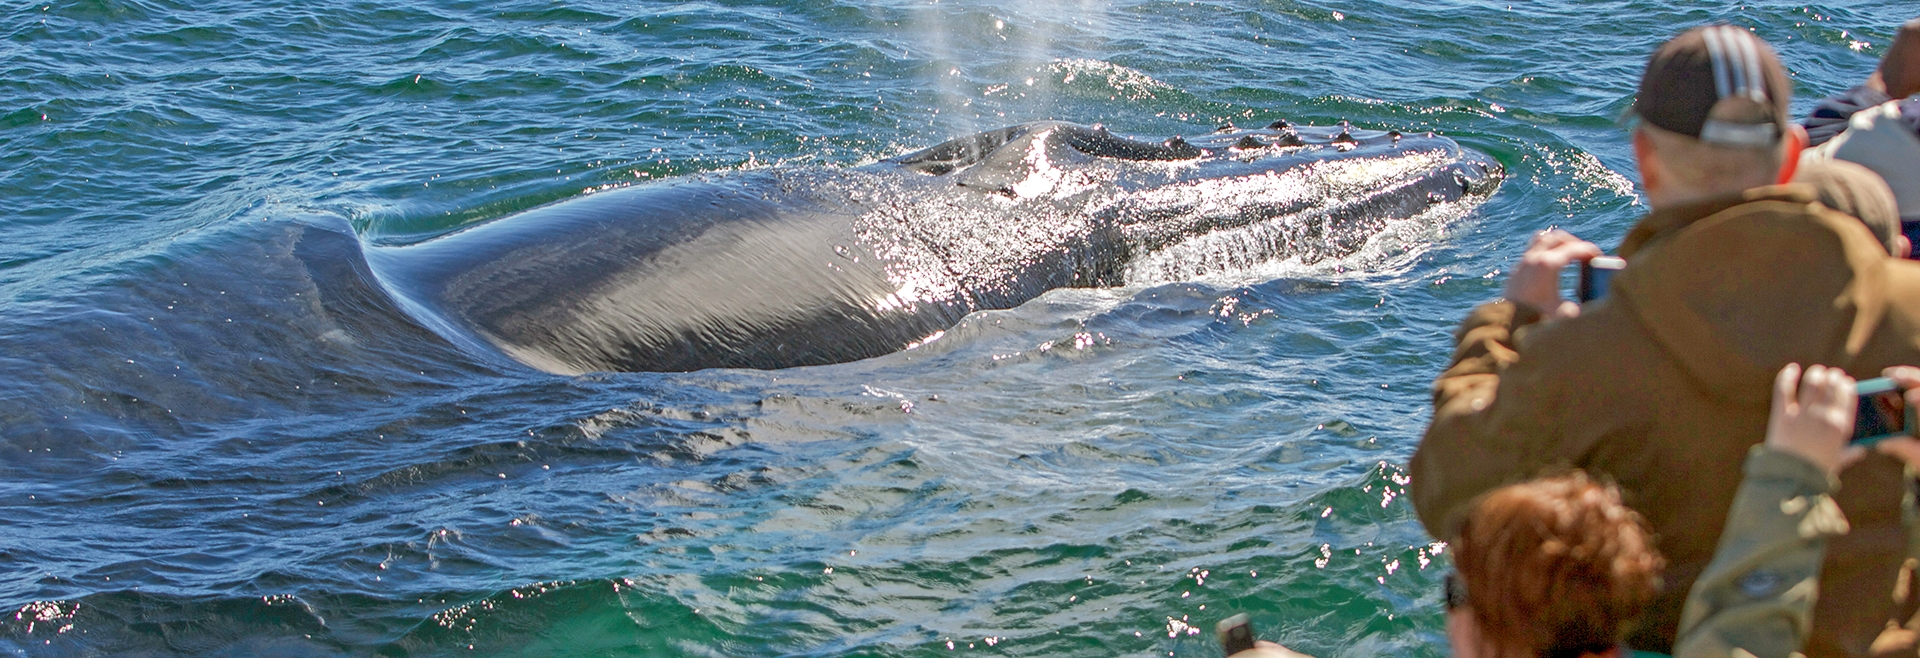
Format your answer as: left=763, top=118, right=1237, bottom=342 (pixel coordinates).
left=1046, top=58, right=1174, bottom=100
left=1226, top=196, right=1486, bottom=283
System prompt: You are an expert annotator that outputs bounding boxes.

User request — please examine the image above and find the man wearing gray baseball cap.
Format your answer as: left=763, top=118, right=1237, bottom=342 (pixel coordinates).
left=1411, top=25, right=1920, bottom=658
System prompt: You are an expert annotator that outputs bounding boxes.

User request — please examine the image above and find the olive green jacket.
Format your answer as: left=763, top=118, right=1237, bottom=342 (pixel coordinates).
left=1675, top=446, right=1851, bottom=658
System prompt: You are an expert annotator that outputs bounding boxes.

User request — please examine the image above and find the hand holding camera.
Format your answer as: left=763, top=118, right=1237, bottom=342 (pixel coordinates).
left=1502, top=229, right=1602, bottom=321
left=1766, top=364, right=1858, bottom=474
left=1767, top=363, right=1920, bottom=476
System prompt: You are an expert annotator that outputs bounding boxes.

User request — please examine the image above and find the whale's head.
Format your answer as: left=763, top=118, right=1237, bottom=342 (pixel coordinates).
left=880, top=120, right=1504, bottom=283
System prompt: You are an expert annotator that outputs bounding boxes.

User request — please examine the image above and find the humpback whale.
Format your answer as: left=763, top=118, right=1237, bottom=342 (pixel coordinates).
left=364, top=121, right=1502, bottom=374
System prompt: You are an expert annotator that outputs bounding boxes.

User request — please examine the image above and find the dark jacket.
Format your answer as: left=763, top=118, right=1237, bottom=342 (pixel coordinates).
left=1411, top=185, right=1920, bottom=657
left=1804, top=85, right=1895, bottom=147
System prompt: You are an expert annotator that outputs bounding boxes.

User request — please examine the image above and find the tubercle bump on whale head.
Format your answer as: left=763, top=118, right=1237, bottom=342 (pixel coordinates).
left=1162, top=135, right=1203, bottom=158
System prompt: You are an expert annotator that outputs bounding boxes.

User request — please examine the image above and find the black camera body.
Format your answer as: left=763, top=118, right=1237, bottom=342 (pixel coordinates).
left=1577, top=256, right=1626, bottom=303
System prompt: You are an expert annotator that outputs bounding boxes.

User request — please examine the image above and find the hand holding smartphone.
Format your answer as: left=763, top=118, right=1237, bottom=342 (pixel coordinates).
left=1768, top=364, right=1865, bottom=476
left=1504, top=230, right=1602, bottom=321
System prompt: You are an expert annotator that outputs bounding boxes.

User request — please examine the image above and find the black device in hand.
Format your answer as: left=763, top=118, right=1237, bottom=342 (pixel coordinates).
left=1854, top=377, right=1916, bottom=445
left=1577, top=256, right=1626, bottom=303
left=1217, top=613, right=1256, bottom=655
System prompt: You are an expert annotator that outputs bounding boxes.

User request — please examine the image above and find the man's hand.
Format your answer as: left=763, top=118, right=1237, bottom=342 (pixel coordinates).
left=1501, top=229, right=1601, bottom=321
left=1766, top=363, right=1858, bottom=475
left=1874, top=18, right=1920, bottom=100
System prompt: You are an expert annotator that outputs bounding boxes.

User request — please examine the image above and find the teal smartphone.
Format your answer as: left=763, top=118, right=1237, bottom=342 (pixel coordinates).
left=1854, top=377, right=1916, bottom=445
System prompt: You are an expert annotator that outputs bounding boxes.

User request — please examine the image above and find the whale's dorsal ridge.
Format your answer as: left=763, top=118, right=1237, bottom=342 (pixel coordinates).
left=1056, top=124, right=1203, bottom=161
left=889, top=121, right=1214, bottom=178
left=886, top=124, right=1039, bottom=175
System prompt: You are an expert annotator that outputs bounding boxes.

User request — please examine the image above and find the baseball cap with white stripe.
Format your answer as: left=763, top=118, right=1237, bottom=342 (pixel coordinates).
left=1633, top=25, right=1792, bottom=147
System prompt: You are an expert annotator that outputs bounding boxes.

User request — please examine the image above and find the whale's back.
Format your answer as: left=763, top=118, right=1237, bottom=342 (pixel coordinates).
left=367, top=176, right=967, bottom=374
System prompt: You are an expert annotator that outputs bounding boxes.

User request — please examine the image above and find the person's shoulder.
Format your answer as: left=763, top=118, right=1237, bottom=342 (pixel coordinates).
left=1707, top=186, right=1879, bottom=247
left=1822, top=100, right=1920, bottom=162
left=1879, top=258, right=1920, bottom=309
left=1862, top=259, right=1920, bottom=362
left=1673, top=187, right=1851, bottom=256
left=1860, top=96, right=1920, bottom=133
left=1512, top=295, right=1653, bottom=370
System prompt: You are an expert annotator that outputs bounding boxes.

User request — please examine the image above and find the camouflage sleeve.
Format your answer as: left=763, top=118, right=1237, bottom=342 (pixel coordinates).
left=1673, top=446, right=1850, bottom=658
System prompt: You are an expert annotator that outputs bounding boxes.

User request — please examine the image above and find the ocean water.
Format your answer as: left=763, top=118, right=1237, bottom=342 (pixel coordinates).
left=0, top=0, right=1912, bottom=656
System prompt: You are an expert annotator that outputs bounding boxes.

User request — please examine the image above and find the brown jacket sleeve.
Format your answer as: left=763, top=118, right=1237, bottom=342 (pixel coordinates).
left=1409, top=298, right=1568, bottom=538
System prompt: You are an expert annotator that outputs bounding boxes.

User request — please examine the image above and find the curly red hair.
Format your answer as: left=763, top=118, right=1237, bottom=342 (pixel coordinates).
left=1453, top=471, right=1665, bottom=658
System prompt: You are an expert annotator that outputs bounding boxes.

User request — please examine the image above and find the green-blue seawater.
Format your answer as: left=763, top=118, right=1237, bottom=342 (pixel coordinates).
left=0, top=0, right=1912, bottom=655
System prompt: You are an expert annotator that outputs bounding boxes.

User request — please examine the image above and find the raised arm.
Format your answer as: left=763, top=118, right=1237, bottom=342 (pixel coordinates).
left=1409, top=230, right=1599, bottom=536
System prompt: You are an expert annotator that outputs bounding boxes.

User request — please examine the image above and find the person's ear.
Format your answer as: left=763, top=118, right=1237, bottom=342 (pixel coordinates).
left=1777, top=124, right=1808, bottom=185
left=1898, top=234, right=1912, bottom=259
left=1632, top=129, right=1664, bottom=197
left=1880, top=18, right=1920, bottom=99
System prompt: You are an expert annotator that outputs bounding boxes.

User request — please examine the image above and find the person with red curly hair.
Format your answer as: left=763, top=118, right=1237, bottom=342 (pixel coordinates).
left=1235, top=364, right=1870, bottom=658
left=1445, top=470, right=1665, bottom=658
